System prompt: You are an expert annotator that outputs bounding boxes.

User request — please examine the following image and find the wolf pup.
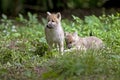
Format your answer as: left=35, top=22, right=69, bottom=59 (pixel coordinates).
left=65, top=32, right=104, bottom=51
left=45, top=12, right=64, bottom=55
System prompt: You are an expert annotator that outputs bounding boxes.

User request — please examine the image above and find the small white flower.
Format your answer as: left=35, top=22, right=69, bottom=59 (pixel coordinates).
left=11, top=25, right=17, bottom=32
left=12, top=25, right=16, bottom=29
left=3, top=30, right=7, bottom=33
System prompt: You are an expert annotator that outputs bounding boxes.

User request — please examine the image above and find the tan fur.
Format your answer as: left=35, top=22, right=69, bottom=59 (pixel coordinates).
left=65, top=32, right=104, bottom=51
left=45, top=12, right=64, bottom=55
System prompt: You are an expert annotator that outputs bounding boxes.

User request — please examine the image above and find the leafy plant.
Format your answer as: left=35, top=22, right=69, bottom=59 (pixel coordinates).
left=0, top=13, right=120, bottom=80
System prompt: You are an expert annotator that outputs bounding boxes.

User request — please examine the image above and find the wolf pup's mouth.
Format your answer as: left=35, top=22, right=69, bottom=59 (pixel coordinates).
left=47, top=25, right=53, bottom=29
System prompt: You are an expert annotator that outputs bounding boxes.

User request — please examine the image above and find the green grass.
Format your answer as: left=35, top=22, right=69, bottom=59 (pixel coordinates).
left=0, top=12, right=120, bottom=80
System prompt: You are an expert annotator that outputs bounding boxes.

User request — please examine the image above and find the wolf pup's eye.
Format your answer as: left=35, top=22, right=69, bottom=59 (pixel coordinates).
left=69, top=42, right=72, bottom=44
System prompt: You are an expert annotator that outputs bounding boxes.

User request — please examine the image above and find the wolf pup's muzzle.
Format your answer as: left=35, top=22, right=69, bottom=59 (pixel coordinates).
left=46, top=25, right=53, bottom=29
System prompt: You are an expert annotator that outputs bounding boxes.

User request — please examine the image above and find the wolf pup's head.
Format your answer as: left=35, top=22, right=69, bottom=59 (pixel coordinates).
left=65, top=32, right=79, bottom=49
left=46, top=12, right=61, bottom=29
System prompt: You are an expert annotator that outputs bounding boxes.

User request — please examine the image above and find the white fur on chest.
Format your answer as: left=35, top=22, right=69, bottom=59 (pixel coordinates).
left=45, top=26, right=64, bottom=43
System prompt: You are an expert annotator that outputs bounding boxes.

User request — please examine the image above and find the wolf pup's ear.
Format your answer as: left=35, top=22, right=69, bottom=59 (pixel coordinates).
left=56, top=12, right=61, bottom=20
left=47, top=12, right=51, bottom=15
left=65, top=32, right=69, bottom=36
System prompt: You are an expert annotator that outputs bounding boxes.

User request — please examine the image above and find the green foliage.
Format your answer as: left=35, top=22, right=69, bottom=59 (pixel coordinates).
left=67, top=0, right=104, bottom=8
left=1, top=0, right=24, bottom=15
left=0, top=12, right=120, bottom=79
left=0, top=0, right=105, bottom=15
left=16, top=12, right=39, bottom=27
left=42, top=50, right=120, bottom=79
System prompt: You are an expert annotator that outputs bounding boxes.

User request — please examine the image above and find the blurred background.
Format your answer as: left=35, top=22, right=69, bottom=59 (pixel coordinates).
left=0, top=0, right=120, bottom=17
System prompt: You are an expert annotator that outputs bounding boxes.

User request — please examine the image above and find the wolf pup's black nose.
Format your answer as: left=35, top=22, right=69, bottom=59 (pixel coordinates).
left=47, top=25, right=53, bottom=29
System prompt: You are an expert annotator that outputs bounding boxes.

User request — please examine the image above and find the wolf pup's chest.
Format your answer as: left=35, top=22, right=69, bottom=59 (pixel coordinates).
left=46, top=27, right=64, bottom=41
